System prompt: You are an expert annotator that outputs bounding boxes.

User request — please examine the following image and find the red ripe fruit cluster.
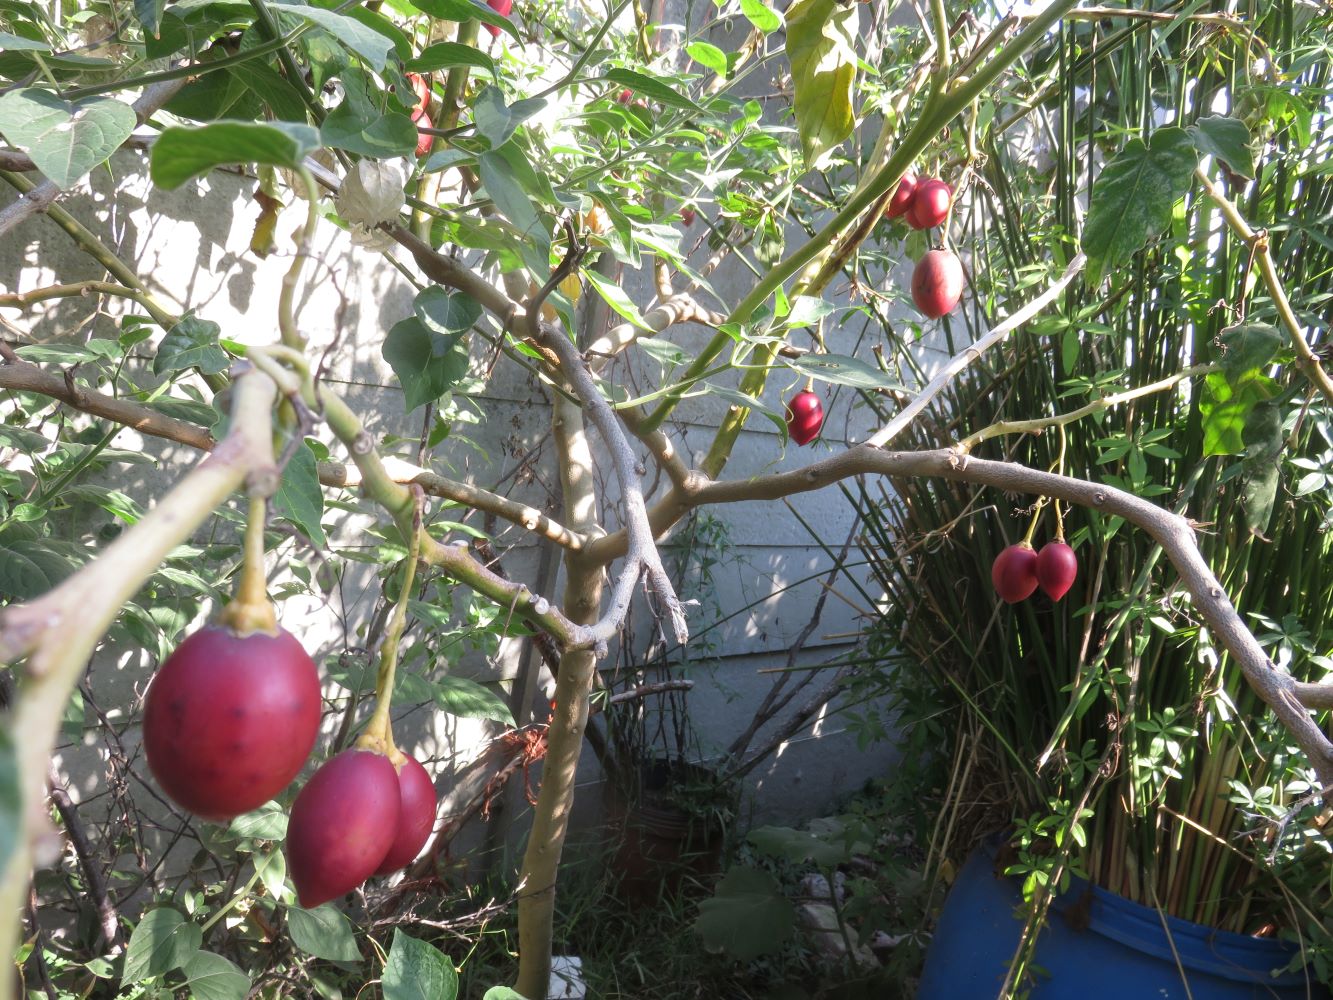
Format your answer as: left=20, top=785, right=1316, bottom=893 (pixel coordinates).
left=912, top=248, right=965, bottom=319
left=884, top=175, right=952, bottom=230
left=785, top=389, right=824, bottom=446
left=143, top=626, right=322, bottom=822
left=286, top=750, right=437, bottom=908
left=484, top=0, right=513, bottom=37
left=991, top=541, right=1078, bottom=604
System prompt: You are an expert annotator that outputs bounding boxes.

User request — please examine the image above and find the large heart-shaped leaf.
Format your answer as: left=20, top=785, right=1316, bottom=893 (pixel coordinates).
left=1083, top=127, right=1197, bottom=283
left=694, top=866, right=794, bottom=960
left=0, top=88, right=136, bottom=189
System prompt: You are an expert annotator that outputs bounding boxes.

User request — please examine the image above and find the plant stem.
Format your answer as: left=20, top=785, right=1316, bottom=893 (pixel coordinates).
left=360, top=490, right=424, bottom=758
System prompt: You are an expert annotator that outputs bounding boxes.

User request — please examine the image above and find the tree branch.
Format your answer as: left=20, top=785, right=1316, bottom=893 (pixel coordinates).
left=1195, top=166, right=1333, bottom=406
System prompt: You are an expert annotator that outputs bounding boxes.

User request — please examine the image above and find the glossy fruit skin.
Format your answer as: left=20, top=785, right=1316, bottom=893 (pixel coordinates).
left=912, top=249, right=965, bottom=319
left=412, top=110, right=433, bottom=158
left=616, top=88, right=633, bottom=104
left=992, top=544, right=1039, bottom=604
left=785, top=390, right=824, bottom=446
left=906, top=178, right=952, bottom=230
left=484, top=0, right=512, bottom=37
left=680, top=207, right=696, bottom=226
left=405, top=73, right=430, bottom=114
left=884, top=173, right=917, bottom=219
left=143, top=626, right=321, bottom=822
left=287, top=750, right=401, bottom=908
left=373, top=756, right=436, bottom=876
left=1037, top=541, right=1078, bottom=601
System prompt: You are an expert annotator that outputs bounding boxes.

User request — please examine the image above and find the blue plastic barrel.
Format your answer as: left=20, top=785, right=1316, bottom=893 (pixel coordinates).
left=917, top=841, right=1329, bottom=999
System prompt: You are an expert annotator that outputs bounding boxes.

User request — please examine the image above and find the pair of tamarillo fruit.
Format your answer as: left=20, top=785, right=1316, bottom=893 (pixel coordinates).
left=142, top=626, right=436, bottom=908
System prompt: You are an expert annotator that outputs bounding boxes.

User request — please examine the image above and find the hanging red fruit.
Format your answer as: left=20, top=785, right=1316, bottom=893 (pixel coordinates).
left=884, top=173, right=917, bottom=219
left=143, top=626, right=322, bottom=822
left=911, top=248, right=965, bottom=319
left=1036, top=541, right=1078, bottom=601
left=484, top=0, right=512, bottom=37
left=992, top=544, right=1039, bottom=603
left=906, top=178, right=952, bottom=230
left=286, top=750, right=402, bottom=908
left=372, top=755, right=437, bottom=876
left=785, top=389, right=824, bottom=446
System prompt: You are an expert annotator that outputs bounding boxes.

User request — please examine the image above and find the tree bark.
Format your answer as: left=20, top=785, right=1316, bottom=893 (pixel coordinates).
left=514, top=395, right=605, bottom=999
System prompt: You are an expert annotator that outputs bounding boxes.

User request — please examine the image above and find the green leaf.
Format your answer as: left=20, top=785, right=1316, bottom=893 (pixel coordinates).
left=739, top=0, right=782, bottom=33
left=382, top=931, right=458, bottom=1000
left=288, top=905, right=361, bottom=962
left=748, top=823, right=852, bottom=866
left=1082, top=127, right=1197, bottom=283
left=694, top=866, right=794, bottom=961
left=1187, top=115, right=1254, bottom=179
left=1240, top=401, right=1282, bottom=534
left=255, top=848, right=288, bottom=902
left=272, top=441, right=327, bottom=546
left=382, top=306, right=471, bottom=412
left=181, top=951, right=250, bottom=1000
left=321, top=67, right=417, bottom=157
left=434, top=676, right=514, bottom=725
left=785, top=352, right=904, bottom=391
left=0, top=730, right=18, bottom=883
left=150, top=121, right=321, bottom=189
left=154, top=316, right=229, bottom=375
left=785, top=0, right=856, bottom=170
left=1201, top=323, right=1280, bottom=456
left=477, top=149, right=546, bottom=252
left=481, top=990, right=527, bottom=1000
left=471, top=87, right=546, bottom=150
left=0, top=88, right=136, bottom=189
left=0, top=32, right=51, bottom=52
left=407, top=42, right=496, bottom=79
left=406, top=0, right=519, bottom=39
left=0, top=538, right=83, bottom=599
left=268, top=2, right=393, bottom=70
left=416, top=286, right=483, bottom=336
left=584, top=269, right=649, bottom=329
left=135, top=0, right=166, bottom=36
left=603, top=68, right=701, bottom=112
left=686, top=41, right=728, bottom=75
left=226, top=801, right=289, bottom=840
left=122, top=909, right=202, bottom=985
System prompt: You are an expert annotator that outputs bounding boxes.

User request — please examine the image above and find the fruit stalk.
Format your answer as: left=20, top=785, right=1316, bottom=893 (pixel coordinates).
left=360, top=489, right=425, bottom=758
left=217, top=495, right=278, bottom=635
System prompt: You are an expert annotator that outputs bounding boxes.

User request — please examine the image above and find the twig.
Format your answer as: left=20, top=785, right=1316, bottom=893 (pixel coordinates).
left=47, top=764, right=121, bottom=952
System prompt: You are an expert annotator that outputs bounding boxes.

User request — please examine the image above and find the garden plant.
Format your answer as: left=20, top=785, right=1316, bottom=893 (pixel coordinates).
left=0, top=0, right=1331, bottom=997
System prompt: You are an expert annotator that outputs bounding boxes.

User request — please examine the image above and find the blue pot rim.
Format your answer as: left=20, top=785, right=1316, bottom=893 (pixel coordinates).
left=981, top=838, right=1317, bottom=987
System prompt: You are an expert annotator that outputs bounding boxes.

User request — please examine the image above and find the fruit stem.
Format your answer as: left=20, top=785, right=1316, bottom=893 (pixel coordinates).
left=218, top=495, right=278, bottom=636
left=1022, top=498, right=1045, bottom=547
left=358, top=487, right=424, bottom=765
left=1052, top=425, right=1068, bottom=541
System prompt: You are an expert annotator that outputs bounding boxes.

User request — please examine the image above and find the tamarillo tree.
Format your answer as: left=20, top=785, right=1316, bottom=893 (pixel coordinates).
left=1, top=0, right=1331, bottom=996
